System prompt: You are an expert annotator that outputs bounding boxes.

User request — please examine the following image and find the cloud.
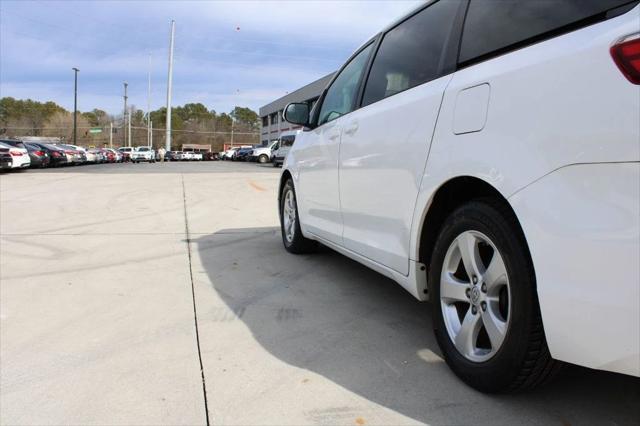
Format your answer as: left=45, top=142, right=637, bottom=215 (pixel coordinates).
left=1, top=0, right=423, bottom=114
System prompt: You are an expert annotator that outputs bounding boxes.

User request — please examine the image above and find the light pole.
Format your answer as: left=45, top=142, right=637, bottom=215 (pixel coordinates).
left=72, top=68, right=79, bottom=145
left=123, top=82, right=128, bottom=147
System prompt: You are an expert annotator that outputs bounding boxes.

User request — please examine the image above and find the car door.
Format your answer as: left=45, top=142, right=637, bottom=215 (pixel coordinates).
left=295, top=43, right=375, bottom=244
left=339, top=0, right=464, bottom=275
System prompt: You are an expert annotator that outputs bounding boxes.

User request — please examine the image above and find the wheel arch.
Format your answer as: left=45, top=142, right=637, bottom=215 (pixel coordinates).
left=278, top=169, right=294, bottom=216
left=416, top=176, right=531, bottom=284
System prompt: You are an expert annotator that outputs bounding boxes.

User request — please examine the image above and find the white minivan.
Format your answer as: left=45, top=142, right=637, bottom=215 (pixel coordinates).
left=280, top=0, right=640, bottom=392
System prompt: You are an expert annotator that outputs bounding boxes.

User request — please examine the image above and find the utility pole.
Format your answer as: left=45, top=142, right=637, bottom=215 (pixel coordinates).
left=72, top=68, right=79, bottom=145
left=165, top=20, right=175, bottom=152
left=123, top=82, right=128, bottom=147
left=147, top=53, right=152, bottom=148
left=150, top=121, right=153, bottom=148
left=109, top=122, right=113, bottom=148
left=128, top=107, right=132, bottom=147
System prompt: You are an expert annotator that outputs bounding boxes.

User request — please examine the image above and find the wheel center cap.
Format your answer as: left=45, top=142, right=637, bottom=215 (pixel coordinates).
left=470, top=286, right=481, bottom=304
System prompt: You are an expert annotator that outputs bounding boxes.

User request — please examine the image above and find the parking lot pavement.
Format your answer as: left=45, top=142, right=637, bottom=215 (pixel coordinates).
left=1, top=162, right=639, bottom=425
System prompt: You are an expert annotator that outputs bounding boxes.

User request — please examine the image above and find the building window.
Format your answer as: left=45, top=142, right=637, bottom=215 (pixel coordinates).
left=270, top=113, right=278, bottom=126
left=262, top=116, right=269, bottom=127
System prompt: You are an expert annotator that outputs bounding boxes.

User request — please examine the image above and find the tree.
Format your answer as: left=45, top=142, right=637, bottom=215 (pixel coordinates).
left=81, top=109, right=109, bottom=127
left=230, top=106, right=259, bottom=130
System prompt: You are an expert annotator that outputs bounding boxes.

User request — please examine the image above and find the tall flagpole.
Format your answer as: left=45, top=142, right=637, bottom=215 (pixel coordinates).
left=165, top=20, right=175, bottom=152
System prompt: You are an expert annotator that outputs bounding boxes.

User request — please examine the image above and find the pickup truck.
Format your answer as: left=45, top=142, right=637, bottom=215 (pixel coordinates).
left=249, top=140, right=279, bottom=164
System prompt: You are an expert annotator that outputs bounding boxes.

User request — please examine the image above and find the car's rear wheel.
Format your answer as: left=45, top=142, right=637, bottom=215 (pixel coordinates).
left=258, top=154, right=268, bottom=164
left=280, top=179, right=317, bottom=254
left=430, top=199, right=559, bottom=393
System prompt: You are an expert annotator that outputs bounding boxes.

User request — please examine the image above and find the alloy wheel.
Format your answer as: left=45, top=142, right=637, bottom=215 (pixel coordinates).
left=440, top=230, right=511, bottom=362
left=282, top=189, right=296, bottom=243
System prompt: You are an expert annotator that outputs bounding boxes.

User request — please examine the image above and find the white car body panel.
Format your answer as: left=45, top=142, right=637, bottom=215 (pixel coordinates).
left=282, top=3, right=640, bottom=377
left=339, top=74, right=453, bottom=275
left=293, top=119, right=343, bottom=244
left=510, top=162, right=640, bottom=376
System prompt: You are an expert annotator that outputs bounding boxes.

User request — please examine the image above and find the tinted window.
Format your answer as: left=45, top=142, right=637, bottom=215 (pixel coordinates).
left=280, top=135, right=295, bottom=146
left=318, top=43, right=374, bottom=125
left=362, top=0, right=460, bottom=107
left=460, top=0, right=636, bottom=64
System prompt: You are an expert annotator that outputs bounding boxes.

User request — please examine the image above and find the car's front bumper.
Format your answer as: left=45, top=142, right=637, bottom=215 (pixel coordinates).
left=510, top=162, right=639, bottom=377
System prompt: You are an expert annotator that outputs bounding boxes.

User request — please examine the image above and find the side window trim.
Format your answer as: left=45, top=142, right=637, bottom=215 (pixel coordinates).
left=356, top=0, right=469, bottom=110
left=311, top=39, right=378, bottom=129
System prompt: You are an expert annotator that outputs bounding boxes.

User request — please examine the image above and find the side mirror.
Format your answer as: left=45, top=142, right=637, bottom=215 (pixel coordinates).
left=283, top=103, right=310, bottom=127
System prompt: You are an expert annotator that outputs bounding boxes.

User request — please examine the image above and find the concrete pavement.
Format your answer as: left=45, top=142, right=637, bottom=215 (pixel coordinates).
left=1, top=162, right=638, bottom=425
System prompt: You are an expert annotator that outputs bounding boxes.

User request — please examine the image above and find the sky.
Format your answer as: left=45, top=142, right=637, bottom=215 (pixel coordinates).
left=0, top=0, right=422, bottom=116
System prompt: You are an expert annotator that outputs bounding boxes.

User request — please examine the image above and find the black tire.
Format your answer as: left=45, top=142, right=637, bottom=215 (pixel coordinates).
left=430, top=198, right=560, bottom=393
left=279, top=179, right=317, bottom=254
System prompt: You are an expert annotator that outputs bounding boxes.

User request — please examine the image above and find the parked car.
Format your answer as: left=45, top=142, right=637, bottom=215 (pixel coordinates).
left=249, top=140, right=279, bottom=163
left=204, top=152, right=219, bottom=161
left=100, top=148, right=117, bottom=163
left=0, top=140, right=31, bottom=169
left=37, top=143, right=69, bottom=167
left=221, top=147, right=241, bottom=160
left=24, top=143, right=51, bottom=168
left=191, top=152, right=203, bottom=161
left=131, top=146, right=155, bottom=163
left=117, top=147, right=134, bottom=162
left=166, top=151, right=182, bottom=161
left=57, top=144, right=86, bottom=164
left=85, top=149, right=99, bottom=163
left=182, top=151, right=194, bottom=161
left=234, top=147, right=253, bottom=161
left=0, top=146, right=13, bottom=170
left=271, top=131, right=298, bottom=167
left=279, top=0, right=640, bottom=393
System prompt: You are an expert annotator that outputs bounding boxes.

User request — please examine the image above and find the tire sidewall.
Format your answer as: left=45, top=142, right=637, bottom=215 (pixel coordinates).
left=430, top=200, right=537, bottom=392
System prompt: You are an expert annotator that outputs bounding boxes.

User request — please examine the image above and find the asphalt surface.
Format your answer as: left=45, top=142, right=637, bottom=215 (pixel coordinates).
left=1, top=161, right=638, bottom=425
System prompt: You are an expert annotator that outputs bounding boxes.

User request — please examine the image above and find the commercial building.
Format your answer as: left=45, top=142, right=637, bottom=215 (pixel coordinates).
left=258, top=72, right=334, bottom=145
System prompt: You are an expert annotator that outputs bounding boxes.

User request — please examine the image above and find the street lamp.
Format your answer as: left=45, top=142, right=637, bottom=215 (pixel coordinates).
left=72, top=68, right=79, bottom=145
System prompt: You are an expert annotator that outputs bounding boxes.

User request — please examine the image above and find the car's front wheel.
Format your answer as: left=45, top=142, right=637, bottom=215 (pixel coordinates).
left=430, top=199, right=559, bottom=393
left=280, top=179, right=316, bottom=254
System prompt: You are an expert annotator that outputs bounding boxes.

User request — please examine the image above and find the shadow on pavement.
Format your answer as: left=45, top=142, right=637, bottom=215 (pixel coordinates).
left=193, top=227, right=640, bottom=425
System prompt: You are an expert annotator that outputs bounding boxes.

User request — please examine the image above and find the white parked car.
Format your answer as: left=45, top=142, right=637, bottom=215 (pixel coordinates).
left=0, top=141, right=30, bottom=169
left=131, top=146, right=155, bottom=163
left=280, top=0, right=640, bottom=392
left=182, top=151, right=194, bottom=161
left=271, top=131, right=299, bottom=168
left=250, top=140, right=279, bottom=164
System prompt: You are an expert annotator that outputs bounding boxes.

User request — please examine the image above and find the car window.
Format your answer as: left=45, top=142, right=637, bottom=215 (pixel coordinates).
left=1, top=140, right=25, bottom=149
left=362, top=0, right=460, bottom=107
left=318, top=43, right=374, bottom=125
left=280, top=135, right=295, bottom=147
left=460, top=0, right=636, bottom=65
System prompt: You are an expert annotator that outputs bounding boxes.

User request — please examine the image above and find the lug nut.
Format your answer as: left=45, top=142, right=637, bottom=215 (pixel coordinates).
left=466, top=288, right=471, bottom=298
left=481, top=301, right=487, bottom=311
left=471, top=306, right=477, bottom=315
left=481, top=283, right=487, bottom=293
left=472, top=276, right=478, bottom=284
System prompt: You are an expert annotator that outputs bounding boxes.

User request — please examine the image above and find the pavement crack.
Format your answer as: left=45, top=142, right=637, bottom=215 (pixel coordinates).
left=181, top=173, right=211, bottom=426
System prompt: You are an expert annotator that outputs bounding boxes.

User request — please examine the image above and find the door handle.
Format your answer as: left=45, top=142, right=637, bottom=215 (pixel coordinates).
left=328, top=131, right=341, bottom=141
left=344, top=121, right=359, bottom=136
